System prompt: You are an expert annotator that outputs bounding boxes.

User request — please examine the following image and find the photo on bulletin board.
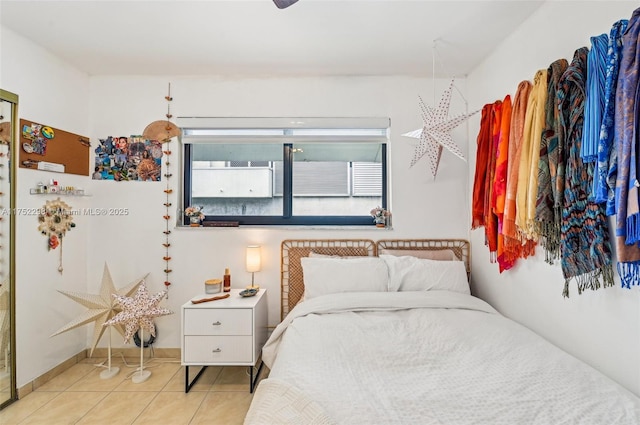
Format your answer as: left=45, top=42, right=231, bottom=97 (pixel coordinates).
left=93, top=136, right=163, bottom=181
left=19, top=119, right=90, bottom=176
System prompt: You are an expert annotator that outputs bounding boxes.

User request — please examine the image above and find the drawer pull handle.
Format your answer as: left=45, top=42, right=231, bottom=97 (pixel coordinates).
left=212, top=348, right=222, bottom=353
left=212, top=321, right=221, bottom=326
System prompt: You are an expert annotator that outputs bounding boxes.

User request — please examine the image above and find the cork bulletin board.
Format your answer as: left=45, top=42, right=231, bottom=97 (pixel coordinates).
left=19, top=119, right=90, bottom=176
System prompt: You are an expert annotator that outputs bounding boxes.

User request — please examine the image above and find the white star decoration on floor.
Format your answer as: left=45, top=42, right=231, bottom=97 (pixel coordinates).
left=402, top=79, right=478, bottom=178
left=104, top=280, right=173, bottom=343
left=50, top=264, right=147, bottom=356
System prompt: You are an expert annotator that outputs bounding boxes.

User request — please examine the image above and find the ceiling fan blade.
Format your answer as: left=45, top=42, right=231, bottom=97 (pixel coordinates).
left=273, top=0, right=300, bottom=9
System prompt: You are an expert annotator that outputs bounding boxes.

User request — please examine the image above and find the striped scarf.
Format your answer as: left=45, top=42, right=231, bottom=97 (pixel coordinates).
left=559, top=47, right=614, bottom=296
left=595, top=19, right=628, bottom=216
left=614, top=8, right=640, bottom=287
left=535, top=59, right=568, bottom=264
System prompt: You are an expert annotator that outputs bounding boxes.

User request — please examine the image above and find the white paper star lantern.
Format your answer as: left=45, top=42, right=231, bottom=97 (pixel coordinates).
left=104, top=280, right=173, bottom=343
left=50, top=263, right=146, bottom=356
left=403, top=79, right=478, bottom=178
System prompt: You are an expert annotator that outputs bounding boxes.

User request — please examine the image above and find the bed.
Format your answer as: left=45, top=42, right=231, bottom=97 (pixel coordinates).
left=244, top=239, right=640, bottom=425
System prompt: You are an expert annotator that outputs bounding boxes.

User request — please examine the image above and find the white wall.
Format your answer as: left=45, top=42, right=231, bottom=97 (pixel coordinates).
left=0, top=27, right=91, bottom=388
left=87, top=75, right=471, bottom=350
left=467, top=1, right=640, bottom=396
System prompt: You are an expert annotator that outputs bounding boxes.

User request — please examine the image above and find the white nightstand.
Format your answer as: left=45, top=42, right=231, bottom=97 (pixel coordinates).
left=181, top=288, right=267, bottom=393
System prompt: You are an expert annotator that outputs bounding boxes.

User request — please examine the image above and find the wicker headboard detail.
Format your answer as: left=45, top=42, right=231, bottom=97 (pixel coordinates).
left=376, top=239, right=470, bottom=277
left=280, top=239, right=376, bottom=319
left=281, top=238, right=471, bottom=320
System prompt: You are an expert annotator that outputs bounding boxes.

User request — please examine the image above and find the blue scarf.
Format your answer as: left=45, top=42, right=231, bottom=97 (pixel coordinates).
left=595, top=19, right=628, bottom=215
left=582, top=33, right=608, bottom=167
left=614, top=8, right=640, bottom=287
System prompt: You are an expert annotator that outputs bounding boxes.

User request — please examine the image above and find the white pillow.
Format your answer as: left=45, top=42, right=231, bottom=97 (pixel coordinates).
left=380, top=255, right=469, bottom=294
left=300, top=256, right=389, bottom=299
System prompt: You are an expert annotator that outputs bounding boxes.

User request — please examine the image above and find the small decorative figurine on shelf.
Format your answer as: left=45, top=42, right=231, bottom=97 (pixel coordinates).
left=184, top=205, right=205, bottom=227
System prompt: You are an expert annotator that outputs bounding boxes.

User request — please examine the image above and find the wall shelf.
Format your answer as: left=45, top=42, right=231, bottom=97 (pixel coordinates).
left=29, top=188, right=90, bottom=196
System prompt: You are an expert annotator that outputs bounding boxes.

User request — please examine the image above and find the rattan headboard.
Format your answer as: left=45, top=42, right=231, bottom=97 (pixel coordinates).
left=376, top=239, right=470, bottom=277
left=280, top=239, right=376, bottom=319
left=280, top=238, right=470, bottom=320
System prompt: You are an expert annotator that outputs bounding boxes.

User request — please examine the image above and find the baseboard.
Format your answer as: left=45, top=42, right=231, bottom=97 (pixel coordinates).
left=17, top=347, right=181, bottom=399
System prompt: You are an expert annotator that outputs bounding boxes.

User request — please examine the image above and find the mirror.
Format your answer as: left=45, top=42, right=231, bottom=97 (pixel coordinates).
left=0, top=89, right=16, bottom=409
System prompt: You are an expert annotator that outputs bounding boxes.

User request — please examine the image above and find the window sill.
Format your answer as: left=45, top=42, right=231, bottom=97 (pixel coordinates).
left=175, top=224, right=393, bottom=231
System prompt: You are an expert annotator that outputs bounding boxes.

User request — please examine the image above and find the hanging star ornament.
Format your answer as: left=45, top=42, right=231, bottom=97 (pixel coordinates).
left=50, top=263, right=147, bottom=356
left=104, top=280, right=173, bottom=344
left=402, top=79, right=478, bottom=178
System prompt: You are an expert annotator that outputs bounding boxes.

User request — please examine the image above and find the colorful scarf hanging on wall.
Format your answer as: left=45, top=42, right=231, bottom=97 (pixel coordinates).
left=485, top=101, right=502, bottom=261
left=535, top=59, right=568, bottom=264
left=501, top=81, right=536, bottom=270
left=614, top=9, right=640, bottom=287
left=472, top=104, right=493, bottom=230
left=516, top=69, right=548, bottom=241
left=581, top=34, right=609, bottom=165
left=595, top=19, right=628, bottom=215
left=559, top=47, right=614, bottom=296
left=493, top=95, right=512, bottom=272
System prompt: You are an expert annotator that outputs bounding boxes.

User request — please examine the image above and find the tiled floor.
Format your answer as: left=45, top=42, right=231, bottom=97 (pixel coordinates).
left=0, top=357, right=267, bottom=424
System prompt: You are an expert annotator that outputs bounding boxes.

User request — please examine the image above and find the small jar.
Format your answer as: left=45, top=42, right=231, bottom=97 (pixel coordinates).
left=205, top=279, right=222, bottom=294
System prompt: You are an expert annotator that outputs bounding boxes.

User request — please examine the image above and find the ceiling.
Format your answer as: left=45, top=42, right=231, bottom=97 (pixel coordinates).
left=0, top=0, right=544, bottom=78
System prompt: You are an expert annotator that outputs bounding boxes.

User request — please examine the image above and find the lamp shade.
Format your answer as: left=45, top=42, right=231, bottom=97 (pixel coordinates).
left=246, top=246, right=261, bottom=273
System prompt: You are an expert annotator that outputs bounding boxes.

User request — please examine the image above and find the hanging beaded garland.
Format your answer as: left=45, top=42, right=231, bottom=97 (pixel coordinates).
left=142, top=83, right=180, bottom=296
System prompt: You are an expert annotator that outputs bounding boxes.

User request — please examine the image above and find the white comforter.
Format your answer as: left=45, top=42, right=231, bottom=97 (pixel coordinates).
left=248, top=291, right=640, bottom=425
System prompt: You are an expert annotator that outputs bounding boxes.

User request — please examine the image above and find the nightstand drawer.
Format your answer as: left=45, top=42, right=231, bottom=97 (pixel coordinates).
left=184, top=336, right=253, bottom=363
left=184, top=308, right=252, bottom=336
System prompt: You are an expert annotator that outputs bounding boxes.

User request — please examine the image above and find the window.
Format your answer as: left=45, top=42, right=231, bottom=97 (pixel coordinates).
left=180, top=118, right=389, bottom=226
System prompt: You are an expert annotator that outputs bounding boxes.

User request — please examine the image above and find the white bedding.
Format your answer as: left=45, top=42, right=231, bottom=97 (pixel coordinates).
left=247, top=291, right=640, bottom=425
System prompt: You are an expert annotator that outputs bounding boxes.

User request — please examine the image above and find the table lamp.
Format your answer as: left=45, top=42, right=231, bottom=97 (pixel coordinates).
left=246, top=245, right=261, bottom=290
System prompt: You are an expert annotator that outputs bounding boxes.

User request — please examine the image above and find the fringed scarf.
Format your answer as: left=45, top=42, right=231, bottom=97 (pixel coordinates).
left=494, top=95, right=512, bottom=272
left=559, top=47, right=614, bottom=297
left=502, top=81, right=535, bottom=269
left=485, top=101, right=502, bottom=261
left=516, top=69, right=548, bottom=241
left=595, top=19, right=628, bottom=216
left=535, top=59, right=568, bottom=265
left=614, top=8, right=640, bottom=288
left=581, top=34, right=609, bottom=165
left=472, top=104, right=493, bottom=229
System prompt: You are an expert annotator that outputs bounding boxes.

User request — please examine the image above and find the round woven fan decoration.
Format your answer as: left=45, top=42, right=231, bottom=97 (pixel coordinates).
left=0, top=122, right=11, bottom=144
left=142, top=120, right=181, bottom=141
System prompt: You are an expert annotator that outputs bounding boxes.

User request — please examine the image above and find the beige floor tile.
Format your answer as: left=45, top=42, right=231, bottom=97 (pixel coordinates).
left=34, top=363, right=96, bottom=392
left=66, top=365, right=131, bottom=392
left=0, top=392, right=60, bottom=425
left=164, top=366, right=223, bottom=392
left=76, top=391, right=157, bottom=425
left=189, top=391, right=253, bottom=425
left=113, top=361, right=181, bottom=392
left=132, top=391, right=206, bottom=425
left=211, top=367, right=253, bottom=392
left=19, top=391, right=108, bottom=425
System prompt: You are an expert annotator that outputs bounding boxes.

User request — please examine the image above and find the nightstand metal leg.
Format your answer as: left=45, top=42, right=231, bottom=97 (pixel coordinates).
left=250, top=361, right=264, bottom=393
left=185, top=365, right=208, bottom=393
